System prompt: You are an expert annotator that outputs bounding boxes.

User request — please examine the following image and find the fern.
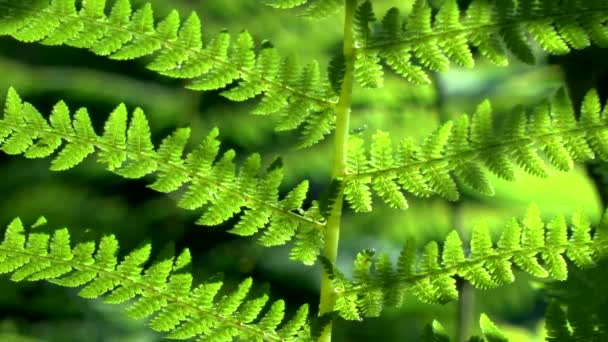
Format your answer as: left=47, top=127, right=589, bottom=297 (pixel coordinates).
left=0, top=216, right=311, bottom=341
left=343, top=88, right=608, bottom=212
left=352, top=0, right=608, bottom=86
left=543, top=215, right=608, bottom=341
left=0, top=87, right=325, bottom=265
left=327, top=203, right=607, bottom=319
left=262, top=0, right=343, bottom=19
left=0, top=0, right=338, bottom=146
left=0, top=0, right=607, bottom=340
left=422, top=314, right=509, bottom=342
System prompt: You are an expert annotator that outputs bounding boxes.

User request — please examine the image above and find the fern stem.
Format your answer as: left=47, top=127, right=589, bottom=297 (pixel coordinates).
left=318, top=0, right=357, bottom=341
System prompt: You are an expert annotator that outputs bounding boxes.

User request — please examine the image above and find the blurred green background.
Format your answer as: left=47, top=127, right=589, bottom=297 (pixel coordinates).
left=0, top=0, right=607, bottom=341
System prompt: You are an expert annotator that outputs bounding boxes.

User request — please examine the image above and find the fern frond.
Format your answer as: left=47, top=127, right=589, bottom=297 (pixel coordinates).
left=301, top=0, right=342, bottom=19
left=331, top=203, right=607, bottom=319
left=353, top=0, right=608, bottom=86
left=421, top=320, right=450, bottom=342
left=343, top=88, right=608, bottom=211
left=479, top=313, right=509, bottom=342
left=263, top=0, right=309, bottom=9
left=0, top=87, right=325, bottom=265
left=0, top=0, right=338, bottom=146
left=318, top=255, right=361, bottom=321
left=544, top=301, right=574, bottom=341
left=262, top=0, right=342, bottom=19
left=543, top=216, right=608, bottom=341
left=0, top=216, right=311, bottom=342
left=421, top=314, right=508, bottom=341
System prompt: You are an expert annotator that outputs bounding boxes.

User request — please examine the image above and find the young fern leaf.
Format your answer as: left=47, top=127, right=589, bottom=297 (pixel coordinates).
left=332, top=203, right=607, bottom=319
left=353, top=0, right=608, bottom=87
left=343, top=88, right=608, bottom=212
left=0, top=217, right=312, bottom=341
left=0, top=87, right=325, bottom=265
left=0, top=0, right=338, bottom=146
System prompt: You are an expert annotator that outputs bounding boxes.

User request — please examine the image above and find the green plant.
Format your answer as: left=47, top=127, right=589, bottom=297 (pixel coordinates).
left=0, top=0, right=607, bottom=341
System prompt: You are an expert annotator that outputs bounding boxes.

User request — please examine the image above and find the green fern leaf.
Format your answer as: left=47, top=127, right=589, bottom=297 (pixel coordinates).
left=223, top=41, right=280, bottom=101
left=469, top=221, right=493, bottom=259
left=464, top=222, right=496, bottom=289
left=89, top=0, right=132, bottom=56
left=542, top=215, right=568, bottom=281
left=22, top=103, right=61, bottom=159
left=353, top=0, right=375, bottom=45
left=0, top=217, right=311, bottom=341
left=420, top=122, right=458, bottom=201
left=553, top=88, right=594, bottom=161
left=116, top=108, right=156, bottom=178
left=583, top=11, right=608, bottom=47
left=370, top=131, right=407, bottom=209
left=344, top=135, right=372, bottom=212
left=380, top=7, right=400, bottom=42
left=514, top=203, right=548, bottom=278
left=259, top=180, right=309, bottom=245
left=327, top=53, right=345, bottom=95
left=456, top=162, right=494, bottom=196
left=496, top=20, right=536, bottom=65
left=239, top=295, right=270, bottom=324
left=277, top=304, right=309, bottom=338
left=298, top=109, right=336, bottom=149
left=353, top=249, right=382, bottom=317
left=544, top=301, right=572, bottom=341
left=263, top=0, right=308, bottom=9
left=397, top=239, right=417, bottom=279
left=479, top=314, right=509, bottom=342
left=528, top=19, right=570, bottom=55
left=343, top=88, right=608, bottom=212
left=302, top=0, right=342, bottom=19
left=257, top=300, right=286, bottom=332
left=465, top=1, right=508, bottom=66
left=396, top=138, right=433, bottom=197
left=110, top=4, right=159, bottom=60
left=354, top=51, right=383, bottom=88
left=98, top=103, right=128, bottom=169
left=421, top=320, right=450, bottom=342
left=50, top=108, right=96, bottom=171
left=580, top=89, right=608, bottom=159
left=351, top=0, right=608, bottom=86
left=148, top=127, right=191, bottom=193
left=0, top=88, right=324, bottom=265
left=434, top=0, right=474, bottom=68
left=333, top=204, right=608, bottom=318
left=568, top=208, right=595, bottom=267
left=275, top=61, right=321, bottom=131
left=442, top=231, right=465, bottom=268
left=0, top=0, right=338, bottom=146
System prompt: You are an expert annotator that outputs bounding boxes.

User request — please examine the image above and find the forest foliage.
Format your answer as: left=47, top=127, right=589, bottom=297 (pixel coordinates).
left=0, top=0, right=606, bottom=341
